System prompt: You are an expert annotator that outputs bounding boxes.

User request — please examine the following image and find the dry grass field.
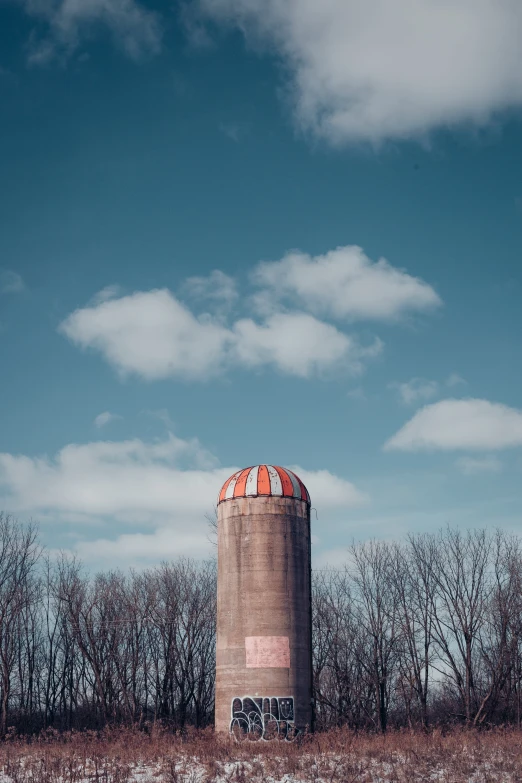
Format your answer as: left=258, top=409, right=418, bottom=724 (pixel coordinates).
left=0, top=726, right=522, bottom=782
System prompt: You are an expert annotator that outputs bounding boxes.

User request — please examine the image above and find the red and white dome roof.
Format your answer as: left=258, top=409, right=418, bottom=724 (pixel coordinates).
left=218, top=465, right=310, bottom=505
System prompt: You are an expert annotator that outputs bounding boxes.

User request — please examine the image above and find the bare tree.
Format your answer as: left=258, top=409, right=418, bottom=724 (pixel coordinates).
left=350, top=541, right=401, bottom=733
left=0, top=515, right=41, bottom=735
left=313, top=568, right=375, bottom=729
left=395, top=535, right=438, bottom=729
left=423, top=528, right=494, bottom=725
left=3, top=513, right=522, bottom=734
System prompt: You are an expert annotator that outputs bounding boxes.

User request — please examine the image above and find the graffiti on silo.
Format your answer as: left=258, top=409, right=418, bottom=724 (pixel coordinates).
left=230, top=696, right=298, bottom=741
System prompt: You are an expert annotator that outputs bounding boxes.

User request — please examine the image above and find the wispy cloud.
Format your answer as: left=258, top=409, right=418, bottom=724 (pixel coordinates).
left=389, top=374, right=467, bottom=405
left=389, top=378, right=439, bottom=405
left=21, top=0, right=161, bottom=65
left=197, top=0, right=522, bottom=145
left=179, top=0, right=214, bottom=50
left=143, top=409, right=176, bottom=429
left=182, top=269, right=238, bottom=310
left=94, top=411, right=122, bottom=429
left=77, top=527, right=210, bottom=563
left=0, top=269, right=24, bottom=294
left=446, top=373, right=467, bottom=387
left=456, top=456, right=503, bottom=475
left=218, top=121, right=248, bottom=142
left=347, top=386, right=366, bottom=401
left=89, top=284, right=123, bottom=305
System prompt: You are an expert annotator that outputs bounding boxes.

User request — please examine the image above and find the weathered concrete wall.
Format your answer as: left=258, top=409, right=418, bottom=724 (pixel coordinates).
left=215, top=495, right=312, bottom=735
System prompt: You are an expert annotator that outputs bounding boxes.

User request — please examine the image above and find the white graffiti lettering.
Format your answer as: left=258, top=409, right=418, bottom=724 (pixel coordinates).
left=230, top=696, right=299, bottom=741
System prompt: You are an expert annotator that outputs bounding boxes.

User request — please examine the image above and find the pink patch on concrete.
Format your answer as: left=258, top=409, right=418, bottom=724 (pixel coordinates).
left=245, top=636, right=290, bottom=668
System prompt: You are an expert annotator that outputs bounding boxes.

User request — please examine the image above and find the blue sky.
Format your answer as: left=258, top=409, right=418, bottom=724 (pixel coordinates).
left=1, top=0, right=522, bottom=568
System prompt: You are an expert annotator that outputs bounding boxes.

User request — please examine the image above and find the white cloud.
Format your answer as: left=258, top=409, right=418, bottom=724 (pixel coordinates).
left=384, top=398, right=522, bottom=452
left=390, top=374, right=467, bottom=404
left=22, top=0, right=161, bottom=64
left=90, top=284, right=122, bottom=304
left=60, top=246, right=439, bottom=381
left=0, top=434, right=228, bottom=561
left=389, top=377, right=439, bottom=405
left=182, top=269, right=238, bottom=308
left=59, top=286, right=381, bottom=380
left=198, top=0, right=522, bottom=145
left=455, top=456, right=503, bottom=476
left=76, top=527, right=211, bottom=562
left=253, top=246, right=441, bottom=321
left=232, top=312, right=380, bottom=377
left=0, top=433, right=367, bottom=563
left=446, top=373, right=467, bottom=387
left=0, top=269, right=24, bottom=294
left=94, top=411, right=121, bottom=428
left=0, top=433, right=223, bottom=518
left=290, top=466, right=368, bottom=509
left=59, top=289, right=233, bottom=381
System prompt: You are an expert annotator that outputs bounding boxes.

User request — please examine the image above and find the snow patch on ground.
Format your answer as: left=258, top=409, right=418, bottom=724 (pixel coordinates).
left=0, top=752, right=517, bottom=783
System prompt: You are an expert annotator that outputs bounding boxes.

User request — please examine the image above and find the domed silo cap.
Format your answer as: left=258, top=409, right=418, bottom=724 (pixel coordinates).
left=218, top=465, right=310, bottom=505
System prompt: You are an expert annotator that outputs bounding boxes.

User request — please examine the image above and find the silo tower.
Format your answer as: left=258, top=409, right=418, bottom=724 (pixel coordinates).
left=215, top=465, right=313, bottom=739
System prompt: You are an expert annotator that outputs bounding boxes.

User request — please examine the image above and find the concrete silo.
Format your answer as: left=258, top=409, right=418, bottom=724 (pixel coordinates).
left=215, top=465, right=313, bottom=739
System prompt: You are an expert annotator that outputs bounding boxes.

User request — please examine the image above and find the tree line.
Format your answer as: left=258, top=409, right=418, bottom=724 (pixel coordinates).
left=1, top=512, right=522, bottom=734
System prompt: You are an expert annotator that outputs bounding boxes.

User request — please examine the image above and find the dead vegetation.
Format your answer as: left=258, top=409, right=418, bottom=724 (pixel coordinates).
left=1, top=726, right=522, bottom=782
left=3, top=513, right=522, bottom=735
